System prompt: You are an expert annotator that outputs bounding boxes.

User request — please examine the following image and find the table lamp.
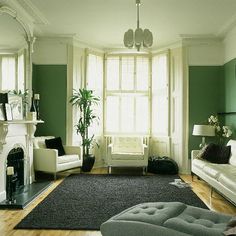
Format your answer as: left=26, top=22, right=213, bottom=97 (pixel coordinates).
left=192, top=125, right=215, bottom=149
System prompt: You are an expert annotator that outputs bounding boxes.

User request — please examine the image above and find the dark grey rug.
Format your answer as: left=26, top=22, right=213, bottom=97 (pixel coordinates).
left=15, top=174, right=207, bottom=230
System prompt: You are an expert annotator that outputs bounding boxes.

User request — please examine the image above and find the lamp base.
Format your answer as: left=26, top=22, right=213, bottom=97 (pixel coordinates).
left=199, top=137, right=206, bottom=149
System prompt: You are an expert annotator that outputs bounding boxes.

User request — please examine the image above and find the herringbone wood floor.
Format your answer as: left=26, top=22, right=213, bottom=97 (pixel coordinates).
left=0, top=167, right=236, bottom=236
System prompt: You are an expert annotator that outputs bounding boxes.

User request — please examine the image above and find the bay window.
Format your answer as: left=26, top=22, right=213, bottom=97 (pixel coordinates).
left=105, top=55, right=150, bottom=135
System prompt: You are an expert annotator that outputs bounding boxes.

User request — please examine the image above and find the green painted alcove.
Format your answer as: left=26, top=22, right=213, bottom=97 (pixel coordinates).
left=32, top=64, right=67, bottom=143
left=188, top=66, right=224, bottom=157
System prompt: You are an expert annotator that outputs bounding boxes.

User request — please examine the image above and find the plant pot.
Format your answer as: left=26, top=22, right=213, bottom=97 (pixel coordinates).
left=81, top=154, right=95, bottom=172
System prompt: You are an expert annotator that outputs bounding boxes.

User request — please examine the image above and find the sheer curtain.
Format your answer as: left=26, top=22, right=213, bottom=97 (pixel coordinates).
left=1, top=56, right=16, bottom=91
left=0, top=53, right=25, bottom=92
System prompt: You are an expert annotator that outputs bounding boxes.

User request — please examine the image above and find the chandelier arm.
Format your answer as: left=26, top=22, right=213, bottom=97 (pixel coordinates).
left=136, top=0, right=140, bottom=29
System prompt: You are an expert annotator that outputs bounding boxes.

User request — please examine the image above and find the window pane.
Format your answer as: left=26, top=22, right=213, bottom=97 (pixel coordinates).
left=136, top=57, right=149, bottom=91
left=121, top=57, right=134, bottom=90
left=152, top=94, right=168, bottom=134
left=106, top=96, right=119, bottom=132
left=87, top=54, right=103, bottom=136
left=107, top=57, right=119, bottom=90
left=18, top=54, right=24, bottom=91
left=136, top=96, right=148, bottom=133
left=87, top=54, right=103, bottom=91
left=152, top=54, right=167, bottom=91
left=2, top=57, right=15, bottom=91
left=121, top=96, right=134, bottom=132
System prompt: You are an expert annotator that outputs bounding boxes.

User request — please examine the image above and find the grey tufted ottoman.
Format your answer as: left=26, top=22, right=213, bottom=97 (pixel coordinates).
left=100, top=202, right=233, bottom=236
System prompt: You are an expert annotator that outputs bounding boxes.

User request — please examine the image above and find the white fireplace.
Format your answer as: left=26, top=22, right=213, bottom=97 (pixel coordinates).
left=0, top=120, right=43, bottom=202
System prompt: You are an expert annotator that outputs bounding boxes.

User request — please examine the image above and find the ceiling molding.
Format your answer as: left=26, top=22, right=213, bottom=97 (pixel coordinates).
left=2, top=0, right=34, bottom=26
left=217, top=13, right=236, bottom=37
left=16, top=0, right=49, bottom=25
left=180, top=35, right=222, bottom=46
left=36, top=35, right=74, bottom=45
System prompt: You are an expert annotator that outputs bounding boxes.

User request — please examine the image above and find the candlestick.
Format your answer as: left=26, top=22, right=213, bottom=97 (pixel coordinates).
left=34, top=94, right=40, bottom=100
left=7, top=166, right=14, bottom=175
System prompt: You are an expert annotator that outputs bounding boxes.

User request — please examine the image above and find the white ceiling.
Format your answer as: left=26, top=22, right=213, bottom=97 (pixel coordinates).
left=2, top=0, right=236, bottom=50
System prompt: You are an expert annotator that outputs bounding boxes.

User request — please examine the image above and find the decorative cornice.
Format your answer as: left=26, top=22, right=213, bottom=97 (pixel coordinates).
left=0, top=5, right=33, bottom=42
left=16, top=0, right=49, bottom=25
left=217, top=13, right=236, bottom=37
left=180, top=35, right=222, bottom=47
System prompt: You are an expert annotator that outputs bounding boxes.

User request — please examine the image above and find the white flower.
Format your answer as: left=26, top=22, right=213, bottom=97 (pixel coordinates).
left=212, top=116, right=218, bottom=123
left=223, top=126, right=232, bottom=138
left=216, top=126, right=221, bottom=132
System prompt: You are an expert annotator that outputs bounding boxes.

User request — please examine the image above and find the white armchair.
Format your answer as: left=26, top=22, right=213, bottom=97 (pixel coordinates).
left=107, top=136, right=148, bottom=174
left=33, top=136, right=83, bottom=179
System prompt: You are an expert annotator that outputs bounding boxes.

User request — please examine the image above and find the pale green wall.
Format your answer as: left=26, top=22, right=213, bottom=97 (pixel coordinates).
left=32, top=64, right=67, bottom=143
left=188, top=66, right=224, bottom=156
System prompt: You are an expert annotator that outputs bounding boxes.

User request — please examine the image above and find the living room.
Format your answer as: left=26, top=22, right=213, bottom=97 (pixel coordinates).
left=0, top=0, right=236, bottom=235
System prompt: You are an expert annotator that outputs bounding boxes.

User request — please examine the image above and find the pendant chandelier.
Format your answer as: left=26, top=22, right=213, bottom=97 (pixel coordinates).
left=124, top=0, right=153, bottom=51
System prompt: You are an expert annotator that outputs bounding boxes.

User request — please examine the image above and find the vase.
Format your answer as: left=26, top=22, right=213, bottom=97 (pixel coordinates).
left=81, top=154, right=95, bottom=172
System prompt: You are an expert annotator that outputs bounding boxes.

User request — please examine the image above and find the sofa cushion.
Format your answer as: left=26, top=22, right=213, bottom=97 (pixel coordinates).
left=192, top=159, right=207, bottom=169
left=202, top=165, right=221, bottom=179
left=57, top=154, right=79, bottom=164
left=218, top=167, right=236, bottom=193
left=45, top=137, right=66, bottom=156
left=227, top=140, right=236, bottom=166
left=200, top=143, right=231, bottom=164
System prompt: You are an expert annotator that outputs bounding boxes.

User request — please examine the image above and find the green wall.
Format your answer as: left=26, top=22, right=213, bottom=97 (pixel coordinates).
left=223, top=58, right=236, bottom=136
left=32, top=64, right=67, bottom=143
left=188, top=66, right=224, bottom=156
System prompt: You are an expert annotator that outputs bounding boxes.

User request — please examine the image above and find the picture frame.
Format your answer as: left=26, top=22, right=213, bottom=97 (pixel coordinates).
left=0, top=104, right=5, bottom=121
left=8, top=94, right=23, bottom=120
left=4, top=103, right=13, bottom=121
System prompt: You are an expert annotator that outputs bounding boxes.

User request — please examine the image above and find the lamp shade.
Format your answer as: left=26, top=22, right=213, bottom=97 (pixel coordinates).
left=192, top=125, right=215, bottom=137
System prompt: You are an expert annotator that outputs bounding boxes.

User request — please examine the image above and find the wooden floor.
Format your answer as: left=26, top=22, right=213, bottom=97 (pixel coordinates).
left=1, top=168, right=236, bottom=236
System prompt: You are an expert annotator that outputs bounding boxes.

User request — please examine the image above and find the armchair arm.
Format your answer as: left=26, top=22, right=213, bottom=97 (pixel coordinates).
left=63, top=145, right=83, bottom=160
left=34, top=148, right=58, bottom=172
left=107, top=144, right=113, bottom=159
left=191, top=150, right=200, bottom=160
left=143, top=144, right=148, bottom=162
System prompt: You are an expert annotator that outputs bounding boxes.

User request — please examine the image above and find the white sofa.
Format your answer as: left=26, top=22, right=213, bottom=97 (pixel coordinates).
left=191, top=139, right=236, bottom=205
left=33, top=136, right=83, bottom=179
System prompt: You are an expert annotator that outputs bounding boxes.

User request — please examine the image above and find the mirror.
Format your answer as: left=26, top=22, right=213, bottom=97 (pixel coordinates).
left=0, top=13, right=26, bottom=52
left=0, top=6, right=34, bottom=96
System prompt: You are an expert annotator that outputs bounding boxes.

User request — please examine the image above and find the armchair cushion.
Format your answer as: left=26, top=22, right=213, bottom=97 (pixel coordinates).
left=57, top=155, right=79, bottom=164
left=45, top=137, right=66, bottom=156
left=113, top=137, right=143, bottom=154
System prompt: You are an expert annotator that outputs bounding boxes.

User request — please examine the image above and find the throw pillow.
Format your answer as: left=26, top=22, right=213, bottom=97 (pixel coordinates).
left=200, top=143, right=231, bottom=164
left=45, top=137, right=65, bottom=156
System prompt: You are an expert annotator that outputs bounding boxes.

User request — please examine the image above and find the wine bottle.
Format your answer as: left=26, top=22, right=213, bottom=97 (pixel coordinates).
left=30, top=96, right=36, bottom=112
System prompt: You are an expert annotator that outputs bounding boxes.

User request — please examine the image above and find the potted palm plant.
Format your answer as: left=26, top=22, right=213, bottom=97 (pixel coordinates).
left=69, top=88, right=100, bottom=172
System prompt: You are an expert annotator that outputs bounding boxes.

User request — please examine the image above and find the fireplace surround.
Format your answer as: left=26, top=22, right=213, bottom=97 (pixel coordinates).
left=0, top=120, right=43, bottom=202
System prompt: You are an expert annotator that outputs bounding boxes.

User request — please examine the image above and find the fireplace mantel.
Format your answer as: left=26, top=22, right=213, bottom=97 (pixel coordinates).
left=0, top=120, right=44, bottom=201
left=0, top=120, right=44, bottom=151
